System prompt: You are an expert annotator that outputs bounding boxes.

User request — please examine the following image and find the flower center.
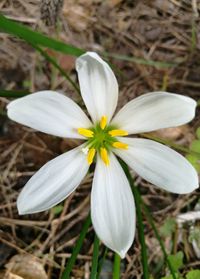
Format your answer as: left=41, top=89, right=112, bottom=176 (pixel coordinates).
left=77, top=116, right=128, bottom=166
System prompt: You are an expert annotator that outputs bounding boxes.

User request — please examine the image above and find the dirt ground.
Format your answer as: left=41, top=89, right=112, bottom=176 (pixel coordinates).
left=0, top=0, right=200, bottom=278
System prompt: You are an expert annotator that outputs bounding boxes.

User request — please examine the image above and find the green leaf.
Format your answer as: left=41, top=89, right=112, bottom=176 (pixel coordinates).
left=0, top=14, right=84, bottom=56
left=167, top=252, right=184, bottom=272
left=160, top=218, right=176, bottom=237
left=0, top=90, right=30, bottom=98
left=0, top=14, right=177, bottom=70
left=190, top=140, right=200, bottom=153
left=196, top=128, right=200, bottom=140
left=161, top=273, right=182, bottom=279
left=120, top=159, right=177, bottom=279
left=52, top=205, right=64, bottom=215
left=90, top=234, right=100, bottom=279
left=104, top=53, right=177, bottom=68
left=186, top=154, right=200, bottom=172
left=186, top=270, right=200, bottom=279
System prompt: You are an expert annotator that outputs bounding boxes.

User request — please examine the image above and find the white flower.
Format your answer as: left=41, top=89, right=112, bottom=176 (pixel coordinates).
left=7, top=52, right=199, bottom=258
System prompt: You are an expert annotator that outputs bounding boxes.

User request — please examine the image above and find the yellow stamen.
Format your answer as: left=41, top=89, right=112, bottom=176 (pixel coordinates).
left=87, top=148, right=96, bottom=165
left=108, top=129, right=128, bottom=137
left=112, top=141, right=128, bottom=149
left=100, top=115, right=107, bottom=130
left=100, top=147, right=110, bottom=166
left=78, top=128, right=94, bottom=138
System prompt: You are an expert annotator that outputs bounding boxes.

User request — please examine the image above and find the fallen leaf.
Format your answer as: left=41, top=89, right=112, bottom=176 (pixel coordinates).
left=6, top=255, right=47, bottom=279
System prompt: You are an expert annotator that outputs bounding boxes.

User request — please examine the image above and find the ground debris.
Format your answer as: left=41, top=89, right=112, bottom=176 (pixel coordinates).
left=5, top=255, right=48, bottom=279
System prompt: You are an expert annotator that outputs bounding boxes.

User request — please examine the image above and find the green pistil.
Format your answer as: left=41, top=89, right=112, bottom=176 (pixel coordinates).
left=86, top=123, right=117, bottom=152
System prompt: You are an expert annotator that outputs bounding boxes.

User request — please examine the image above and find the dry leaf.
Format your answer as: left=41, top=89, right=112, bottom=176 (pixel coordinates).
left=7, top=273, right=23, bottom=279
left=5, top=255, right=47, bottom=279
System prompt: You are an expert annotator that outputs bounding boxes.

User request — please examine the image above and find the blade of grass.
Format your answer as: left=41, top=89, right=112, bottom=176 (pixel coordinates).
left=141, top=133, right=200, bottom=158
left=0, top=90, right=30, bottom=98
left=61, top=213, right=91, bottom=279
left=0, top=48, right=80, bottom=99
left=90, top=234, right=100, bottom=279
left=104, top=52, right=178, bottom=68
left=121, top=161, right=149, bottom=279
left=121, top=160, right=177, bottom=279
left=32, top=43, right=80, bottom=94
left=0, top=14, right=84, bottom=56
left=96, top=247, right=108, bottom=279
left=0, top=14, right=179, bottom=70
left=112, top=253, right=121, bottom=279
left=142, top=203, right=177, bottom=279
left=191, top=18, right=196, bottom=52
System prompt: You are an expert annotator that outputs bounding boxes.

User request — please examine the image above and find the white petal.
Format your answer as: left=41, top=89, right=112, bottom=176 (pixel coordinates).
left=7, top=91, right=92, bottom=139
left=114, top=137, right=199, bottom=194
left=76, top=52, right=118, bottom=123
left=17, top=146, right=89, bottom=214
left=112, top=92, right=196, bottom=134
left=91, top=153, right=135, bottom=258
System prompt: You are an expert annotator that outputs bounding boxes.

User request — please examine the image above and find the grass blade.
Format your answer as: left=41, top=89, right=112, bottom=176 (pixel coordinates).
left=32, top=43, right=80, bottom=94
left=112, top=253, right=121, bottom=279
left=0, top=14, right=84, bottom=56
left=0, top=14, right=177, bottom=70
left=90, top=234, right=100, bottom=279
left=61, top=213, right=91, bottom=279
left=0, top=90, right=30, bottom=98
left=142, top=203, right=177, bottom=279
left=96, top=247, right=108, bottom=279
left=121, top=159, right=177, bottom=279
left=141, top=133, right=200, bottom=159
left=104, top=52, right=177, bottom=68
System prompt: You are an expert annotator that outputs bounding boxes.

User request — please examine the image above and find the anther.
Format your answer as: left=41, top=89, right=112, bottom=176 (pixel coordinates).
left=108, top=129, right=128, bottom=137
left=112, top=141, right=128, bottom=149
left=78, top=128, right=94, bottom=138
left=87, top=148, right=96, bottom=165
left=100, top=115, right=107, bottom=130
left=100, top=147, right=110, bottom=166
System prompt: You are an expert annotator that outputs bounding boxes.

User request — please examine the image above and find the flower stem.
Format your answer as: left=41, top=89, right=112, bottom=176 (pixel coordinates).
left=61, top=213, right=91, bottom=279
left=90, top=234, right=100, bottom=279
left=112, top=253, right=121, bottom=279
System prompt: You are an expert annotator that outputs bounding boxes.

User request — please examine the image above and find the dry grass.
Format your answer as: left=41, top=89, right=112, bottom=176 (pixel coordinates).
left=0, top=0, right=200, bottom=278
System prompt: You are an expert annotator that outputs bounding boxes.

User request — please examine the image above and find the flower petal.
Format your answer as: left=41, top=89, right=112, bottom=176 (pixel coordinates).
left=91, top=153, right=135, bottom=258
left=17, top=146, right=89, bottom=214
left=76, top=52, right=118, bottom=123
left=114, top=137, right=199, bottom=194
left=112, top=92, right=196, bottom=134
left=7, top=91, right=92, bottom=139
